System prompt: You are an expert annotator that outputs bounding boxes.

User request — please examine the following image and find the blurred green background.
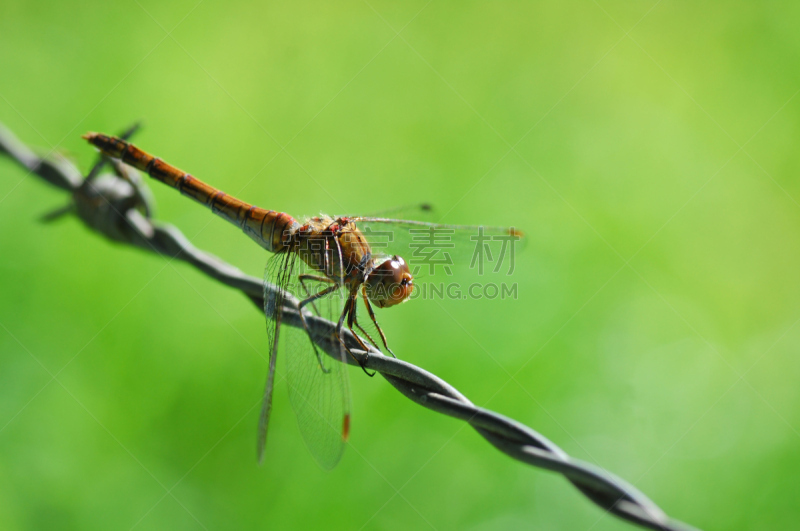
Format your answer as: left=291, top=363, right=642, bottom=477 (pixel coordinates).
left=2, top=1, right=799, bottom=529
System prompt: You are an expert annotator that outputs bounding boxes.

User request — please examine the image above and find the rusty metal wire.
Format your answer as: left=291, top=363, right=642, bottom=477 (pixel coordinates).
left=0, top=123, right=697, bottom=531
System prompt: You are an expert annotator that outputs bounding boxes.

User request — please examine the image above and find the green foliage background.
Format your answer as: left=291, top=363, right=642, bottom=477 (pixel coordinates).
left=1, top=1, right=799, bottom=529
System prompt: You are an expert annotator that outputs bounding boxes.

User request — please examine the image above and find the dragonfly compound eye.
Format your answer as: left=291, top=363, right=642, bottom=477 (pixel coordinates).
left=366, top=255, right=414, bottom=308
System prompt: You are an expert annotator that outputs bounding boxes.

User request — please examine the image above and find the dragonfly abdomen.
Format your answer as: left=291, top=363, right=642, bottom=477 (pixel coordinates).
left=83, top=132, right=298, bottom=252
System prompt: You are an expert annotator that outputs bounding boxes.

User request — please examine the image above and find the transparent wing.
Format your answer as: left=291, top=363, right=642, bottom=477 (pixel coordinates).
left=338, top=202, right=433, bottom=220
left=258, top=240, right=351, bottom=470
left=353, top=217, right=525, bottom=278
left=257, top=248, right=295, bottom=464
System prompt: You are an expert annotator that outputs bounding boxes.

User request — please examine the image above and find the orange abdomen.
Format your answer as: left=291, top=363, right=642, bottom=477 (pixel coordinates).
left=83, top=133, right=298, bottom=253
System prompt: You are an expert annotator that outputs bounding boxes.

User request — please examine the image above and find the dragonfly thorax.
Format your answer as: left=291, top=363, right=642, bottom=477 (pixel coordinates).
left=294, top=216, right=371, bottom=285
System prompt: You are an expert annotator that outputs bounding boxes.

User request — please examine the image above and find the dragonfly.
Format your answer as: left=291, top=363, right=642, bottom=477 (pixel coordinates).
left=83, top=131, right=523, bottom=469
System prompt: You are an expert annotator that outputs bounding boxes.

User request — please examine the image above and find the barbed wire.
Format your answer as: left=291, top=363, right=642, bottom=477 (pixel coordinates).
left=0, top=123, right=697, bottom=531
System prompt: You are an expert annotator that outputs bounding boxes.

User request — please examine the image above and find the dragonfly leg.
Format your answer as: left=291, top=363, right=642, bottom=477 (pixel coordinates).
left=346, top=298, right=380, bottom=351
left=361, top=285, right=397, bottom=358
left=336, top=290, right=375, bottom=377
left=299, top=283, right=340, bottom=374
left=353, top=322, right=379, bottom=351
left=298, top=274, right=334, bottom=317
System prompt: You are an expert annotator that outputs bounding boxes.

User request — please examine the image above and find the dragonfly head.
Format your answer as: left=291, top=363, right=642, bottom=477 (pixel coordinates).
left=365, top=255, right=413, bottom=308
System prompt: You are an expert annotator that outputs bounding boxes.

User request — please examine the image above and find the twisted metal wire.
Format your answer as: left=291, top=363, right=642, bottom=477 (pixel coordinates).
left=0, top=123, right=697, bottom=531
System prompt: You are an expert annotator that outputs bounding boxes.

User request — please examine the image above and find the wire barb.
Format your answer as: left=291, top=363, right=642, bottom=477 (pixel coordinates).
left=0, top=123, right=697, bottom=531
